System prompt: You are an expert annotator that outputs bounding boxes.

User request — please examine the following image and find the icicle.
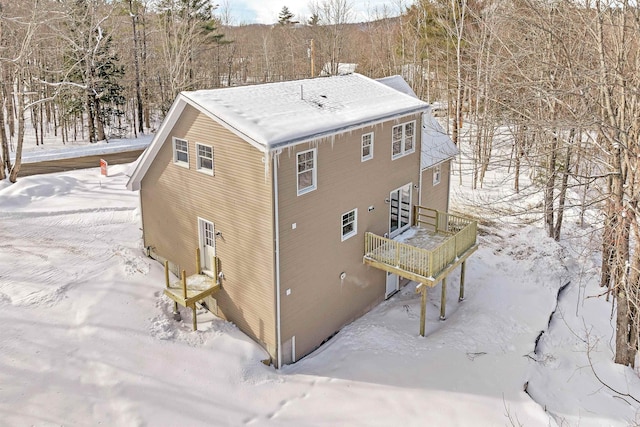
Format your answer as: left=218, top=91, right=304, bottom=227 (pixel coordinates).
left=263, top=151, right=271, bottom=182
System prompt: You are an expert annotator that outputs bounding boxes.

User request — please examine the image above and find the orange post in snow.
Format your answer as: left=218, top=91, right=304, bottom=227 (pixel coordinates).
left=100, top=159, right=108, bottom=177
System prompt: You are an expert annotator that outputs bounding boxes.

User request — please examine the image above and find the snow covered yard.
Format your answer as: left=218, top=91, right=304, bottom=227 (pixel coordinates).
left=0, top=161, right=638, bottom=425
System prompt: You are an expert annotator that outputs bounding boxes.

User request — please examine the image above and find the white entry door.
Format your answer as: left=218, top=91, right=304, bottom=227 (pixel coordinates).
left=386, top=272, right=399, bottom=299
left=389, top=183, right=412, bottom=238
left=198, top=218, right=216, bottom=274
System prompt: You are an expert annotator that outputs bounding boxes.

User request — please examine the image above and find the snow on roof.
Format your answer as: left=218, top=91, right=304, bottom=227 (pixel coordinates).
left=376, top=75, right=418, bottom=98
left=375, top=76, right=457, bottom=169
left=183, top=73, right=427, bottom=149
left=421, top=107, right=458, bottom=169
left=320, top=62, right=358, bottom=76
left=127, top=74, right=428, bottom=191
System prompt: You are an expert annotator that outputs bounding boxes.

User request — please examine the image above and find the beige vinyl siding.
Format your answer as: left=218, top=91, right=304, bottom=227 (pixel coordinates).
left=276, top=113, right=423, bottom=363
left=140, top=105, right=276, bottom=356
left=420, top=160, right=451, bottom=212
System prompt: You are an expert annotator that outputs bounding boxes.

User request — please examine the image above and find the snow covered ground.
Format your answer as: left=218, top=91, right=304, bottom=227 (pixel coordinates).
left=0, top=134, right=639, bottom=425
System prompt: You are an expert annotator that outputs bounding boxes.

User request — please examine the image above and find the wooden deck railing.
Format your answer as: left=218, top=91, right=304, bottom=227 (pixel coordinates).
left=365, top=232, right=434, bottom=279
left=413, top=206, right=472, bottom=235
left=364, top=207, right=477, bottom=282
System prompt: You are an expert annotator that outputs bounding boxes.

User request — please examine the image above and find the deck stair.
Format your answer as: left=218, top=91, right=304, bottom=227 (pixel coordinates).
left=163, top=248, right=221, bottom=331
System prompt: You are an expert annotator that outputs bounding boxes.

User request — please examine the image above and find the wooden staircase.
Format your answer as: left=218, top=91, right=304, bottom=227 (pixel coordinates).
left=163, top=248, right=221, bottom=331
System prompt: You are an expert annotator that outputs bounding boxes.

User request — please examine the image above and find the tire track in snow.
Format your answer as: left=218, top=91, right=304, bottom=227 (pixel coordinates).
left=0, top=208, right=139, bottom=307
left=0, top=206, right=136, bottom=220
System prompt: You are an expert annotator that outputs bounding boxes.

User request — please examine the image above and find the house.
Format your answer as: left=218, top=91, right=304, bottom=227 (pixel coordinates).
left=319, top=62, right=358, bottom=76
left=127, top=73, right=476, bottom=367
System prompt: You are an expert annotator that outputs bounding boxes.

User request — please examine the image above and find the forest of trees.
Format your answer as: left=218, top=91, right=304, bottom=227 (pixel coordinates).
left=1, top=0, right=639, bottom=369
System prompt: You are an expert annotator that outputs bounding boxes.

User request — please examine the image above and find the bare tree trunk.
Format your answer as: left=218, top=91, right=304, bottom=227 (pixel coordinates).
left=9, top=75, right=25, bottom=183
left=95, top=96, right=105, bottom=142
left=129, top=0, right=144, bottom=135
left=141, top=8, right=150, bottom=129
left=553, top=142, right=572, bottom=241
left=0, top=85, right=7, bottom=181
left=86, top=90, right=96, bottom=143
left=6, top=82, right=14, bottom=139
left=544, top=132, right=558, bottom=238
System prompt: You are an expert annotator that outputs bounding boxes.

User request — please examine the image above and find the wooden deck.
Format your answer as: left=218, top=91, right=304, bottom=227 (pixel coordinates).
left=364, top=207, right=478, bottom=286
left=363, top=207, right=478, bottom=336
left=164, top=273, right=220, bottom=309
left=162, top=249, right=221, bottom=331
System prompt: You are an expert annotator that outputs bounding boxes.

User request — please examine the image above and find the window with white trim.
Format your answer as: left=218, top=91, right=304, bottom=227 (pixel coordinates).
left=341, top=208, right=357, bottom=241
left=433, top=164, right=441, bottom=185
left=196, top=143, right=214, bottom=175
left=361, top=132, right=374, bottom=162
left=173, top=137, right=189, bottom=167
left=392, top=121, right=416, bottom=159
left=297, top=148, right=317, bottom=195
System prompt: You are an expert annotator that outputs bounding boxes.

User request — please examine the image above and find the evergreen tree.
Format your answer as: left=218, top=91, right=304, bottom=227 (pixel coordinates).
left=278, top=6, right=294, bottom=25
left=62, top=1, right=125, bottom=142
left=308, top=12, right=320, bottom=26
left=157, top=0, right=226, bottom=100
left=93, top=34, right=126, bottom=136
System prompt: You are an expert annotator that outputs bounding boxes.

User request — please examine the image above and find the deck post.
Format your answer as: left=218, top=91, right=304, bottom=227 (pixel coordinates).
left=164, top=261, right=169, bottom=288
left=181, top=270, right=187, bottom=300
left=192, top=305, right=197, bottom=331
left=459, top=261, right=466, bottom=301
left=173, top=302, right=181, bottom=321
left=440, top=278, right=447, bottom=320
left=413, top=205, right=418, bottom=226
left=419, top=285, right=427, bottom=337
left=196, top=247, right=201, bottom=274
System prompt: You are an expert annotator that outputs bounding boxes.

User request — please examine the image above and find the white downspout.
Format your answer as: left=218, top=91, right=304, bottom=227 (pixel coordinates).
left=418, top=169, right=423, bottom=207
left=273, top=152, right=282, bottom=369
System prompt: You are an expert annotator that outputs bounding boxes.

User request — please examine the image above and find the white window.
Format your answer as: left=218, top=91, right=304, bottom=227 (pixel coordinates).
left=297, top=148, right=317, bottom=195
left=392, top=121, right=416, bottom=159
left=173, top=137, right=189, bottom=167
left=361, top=132, right=374, bottom=162
left=341, top=208, right=357, bottom=241
left=196, top=143, right=214, bottom=175
left=433, top=165, right=441, bottom=185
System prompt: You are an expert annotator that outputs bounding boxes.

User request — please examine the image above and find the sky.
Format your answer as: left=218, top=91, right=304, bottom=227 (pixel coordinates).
left=222, top=0, right=407, bottom=25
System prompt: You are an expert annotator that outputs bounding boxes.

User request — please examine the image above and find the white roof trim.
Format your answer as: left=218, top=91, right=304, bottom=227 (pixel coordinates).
left=181, top=96, right=267, bottom=153
left=127, top=95, right=187, bottom=191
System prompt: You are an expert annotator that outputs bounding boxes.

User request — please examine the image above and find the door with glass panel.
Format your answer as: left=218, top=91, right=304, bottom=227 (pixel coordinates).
left=389, top=183, right=412, bottom=238
left=198, top=218, right=216, bottom=275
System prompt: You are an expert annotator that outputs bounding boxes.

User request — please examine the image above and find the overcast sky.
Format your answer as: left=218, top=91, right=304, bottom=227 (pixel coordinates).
left=221, top=0, right=405, bottom=25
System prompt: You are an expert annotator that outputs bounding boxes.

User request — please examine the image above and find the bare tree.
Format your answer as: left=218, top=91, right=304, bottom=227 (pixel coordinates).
left=129, top=0, right=144, bottom=134
left=309, top=0, right=353, bottom=76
